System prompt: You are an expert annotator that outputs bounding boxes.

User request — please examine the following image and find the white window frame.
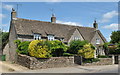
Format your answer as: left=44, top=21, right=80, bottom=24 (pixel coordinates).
left=47, top=35, right=54, bottom=41
left=60, top=38, right=64, bottom=41
left=34, top=34, right=41, bottom=40
left=74, top=37, right=80, bottom=40
left=96, top=38, right=100, bottom=44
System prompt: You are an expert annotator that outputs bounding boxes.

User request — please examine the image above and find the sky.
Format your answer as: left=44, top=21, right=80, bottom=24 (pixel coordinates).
left=1, top=1, right=119, bottom=42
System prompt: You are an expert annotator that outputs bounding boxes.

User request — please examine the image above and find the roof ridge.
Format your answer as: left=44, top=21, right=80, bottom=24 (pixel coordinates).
left=16, top=18, right=95, bottom=29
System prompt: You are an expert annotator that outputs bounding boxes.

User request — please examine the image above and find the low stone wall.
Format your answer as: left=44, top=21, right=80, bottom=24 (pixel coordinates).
left=17, top=54, right=75, bottom=69
left=82, top=58, right=113, bottom=66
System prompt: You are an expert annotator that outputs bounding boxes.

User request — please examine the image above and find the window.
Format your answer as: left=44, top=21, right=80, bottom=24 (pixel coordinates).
left=74, top=37, right=80, bottom=40
left=34, top=34, right=41, bottom=40
left=47, top=35, right=54, bottom=41
left=60, top=38, right=64, bottom=41
left=96, top=38, right=100, bottom=44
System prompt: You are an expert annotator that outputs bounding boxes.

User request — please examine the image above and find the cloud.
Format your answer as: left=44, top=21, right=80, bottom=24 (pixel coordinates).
left=106, top=34, right=111, bottom=42
left=100, top=11, right=118, bottom=23
left=2, top=4, right=14, bottom=11
left=56, top=20, right=83, bottom=26
left=102, top=23, right=119, bottom=30
left=0, top=14, right=6, bottom=18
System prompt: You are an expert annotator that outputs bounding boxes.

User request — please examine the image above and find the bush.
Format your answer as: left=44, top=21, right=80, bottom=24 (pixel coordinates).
left=68, top=40, right=88, bottom=54
left=63, top=53, right=74, bottom=56
left=44, top=40, right=68, bottom=57
left=14, top=40, right=30, bottom=55
left=28, top=40, right=51, bottom=58
left=78, top=43, right=95, bottom=59
left=98, top=55, right=109, bottom=58
left=103, top=42, right=110, bottom=55
left=83, top=58, right=100, bottom=63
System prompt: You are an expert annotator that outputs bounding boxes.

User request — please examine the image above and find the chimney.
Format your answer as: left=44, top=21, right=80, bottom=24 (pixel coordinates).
left=11, top=8, right=17, bottom=20
left=93, top=20, right=98, bottom=29
left=51, top=14, right=56, bottom=23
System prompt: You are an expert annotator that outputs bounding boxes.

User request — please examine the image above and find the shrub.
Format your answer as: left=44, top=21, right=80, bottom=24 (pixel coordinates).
left=28, top=40, right=51, bottom=58
left=91, top=58, right=100, bottom=62
left=98, top=55, right=109, bottom=58
left=14, top=40, right=30, bottom=55
left=63, top=53, right=74, bottom=56
left=103, top=42, right=110, bottom=55
left=45, top=40, right=68, bottom=57
left=78, top=43, right=95, bottom=59
left=83, top=58, right=100, bottom=63
left=68, top=40, right=88, bottom=54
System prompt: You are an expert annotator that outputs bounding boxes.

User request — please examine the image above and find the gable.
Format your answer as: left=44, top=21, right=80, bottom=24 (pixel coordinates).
left=91, top=31, right=106, bottom=46
left=68, top=29, right=84, bottom=43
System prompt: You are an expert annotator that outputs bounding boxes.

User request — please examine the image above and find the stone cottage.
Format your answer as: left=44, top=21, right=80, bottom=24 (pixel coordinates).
left=3, top=8, right=107, bottom=62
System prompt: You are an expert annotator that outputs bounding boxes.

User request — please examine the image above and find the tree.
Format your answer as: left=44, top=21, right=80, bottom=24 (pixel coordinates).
left=110, top=31, right=120, bottom=43
left=78, top=43, right=95, bottom=59
left=0, top=30, right=9, bottom=50
left=68, top=40, right=88, bottom=54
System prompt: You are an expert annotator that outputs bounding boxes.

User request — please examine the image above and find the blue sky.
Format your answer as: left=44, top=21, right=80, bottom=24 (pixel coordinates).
left=1, top=2, right=119, bottom=42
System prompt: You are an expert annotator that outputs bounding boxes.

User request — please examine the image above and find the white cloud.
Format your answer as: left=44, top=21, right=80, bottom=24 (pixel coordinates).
left=100, top=11, right=118, bottom=23
left=106, top=34, right=111, bottom=42
left=56, top=20, right=83, bottom=26
left=102, top=23, right=119, bottom=30
left=2, top=4, right=14, bottom=11
left=0, top=14, right=6, bottom=18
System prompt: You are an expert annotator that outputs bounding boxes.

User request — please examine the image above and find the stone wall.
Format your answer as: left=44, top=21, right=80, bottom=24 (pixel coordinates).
left=82, top=58, right=113, bottom=66
left=17, top=54, right=75, bottom=70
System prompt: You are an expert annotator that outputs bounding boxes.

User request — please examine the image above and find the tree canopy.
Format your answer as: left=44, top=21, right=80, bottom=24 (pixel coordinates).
left=110, top=31, right=120, bottom=43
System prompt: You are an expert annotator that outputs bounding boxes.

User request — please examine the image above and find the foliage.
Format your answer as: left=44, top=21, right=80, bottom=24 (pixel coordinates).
left=108, top=44, right=118, bottom=54
left=0, top=31, right=9, bottom=50
left=28, top=40, right=51, bottom=58
left=110, top=31, right=120, bottom=43
left=98, top=55, right=109, bottom=58
left=63, top=53, right=74, bottom=56
left=83, top=58, right=100, bottom=63
left=78, top=43, right=95, bottom=59
left=14, top=40, right=30, bottom=55
left=44, top=40, right=68, bottom=57
left=68, top=40, right=88, bottom=54
left=103, top=42, right=110, bottom=55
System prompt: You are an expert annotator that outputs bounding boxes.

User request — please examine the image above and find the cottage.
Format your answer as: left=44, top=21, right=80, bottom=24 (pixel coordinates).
left=3, top=8, right=107, bottom=62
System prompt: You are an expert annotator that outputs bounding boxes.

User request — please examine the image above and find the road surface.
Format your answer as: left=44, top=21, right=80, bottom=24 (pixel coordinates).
left=0, top=61, right=119, bottom=73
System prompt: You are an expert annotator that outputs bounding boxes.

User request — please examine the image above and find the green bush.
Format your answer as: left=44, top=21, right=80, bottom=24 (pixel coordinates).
left=91, top=58, right=100, bottom=62
left=83, top=58, right=100, bottom=63
left=45, top=40, right=68, bottom=57
left=14, top=40, right=30, bottom=55
left=63, top=53, right=74, bottom=56
left=98, top=55, right=109, bottom=58
left=68, top=40, right=88, bottom=54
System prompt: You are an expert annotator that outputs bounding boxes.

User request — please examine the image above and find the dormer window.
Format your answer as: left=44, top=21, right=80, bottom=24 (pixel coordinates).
left=96, top=38, right=100, bottom=44
left=47, top=34, right=54, bottom=41
left=34, top=34, right=41, bottom=40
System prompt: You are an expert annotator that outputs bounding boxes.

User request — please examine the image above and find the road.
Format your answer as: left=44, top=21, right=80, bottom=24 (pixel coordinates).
left=0, top=61, right=119, bottom=73
left=22, top=65, right=118, bottom=73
